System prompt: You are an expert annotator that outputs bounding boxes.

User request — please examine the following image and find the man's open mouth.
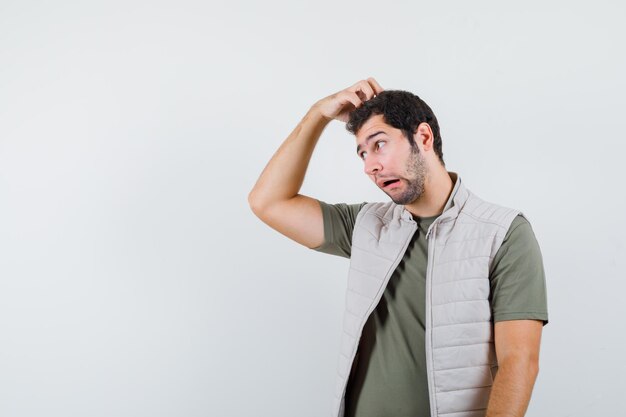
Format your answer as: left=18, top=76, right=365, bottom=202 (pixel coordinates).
left=382, top=179, right=400, bottom=188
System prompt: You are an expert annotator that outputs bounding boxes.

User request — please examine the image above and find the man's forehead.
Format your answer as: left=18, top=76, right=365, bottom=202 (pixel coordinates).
left=355, top=115, right=394, bottom=143
left=355, top=115, right=399, bottom=156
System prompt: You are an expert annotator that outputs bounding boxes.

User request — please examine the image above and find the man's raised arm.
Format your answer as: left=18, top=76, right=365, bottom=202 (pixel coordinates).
left=247, top=78, right=383, bottom=248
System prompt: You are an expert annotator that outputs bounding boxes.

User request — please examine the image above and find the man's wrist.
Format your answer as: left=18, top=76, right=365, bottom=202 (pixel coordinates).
left=307, top=104, right=333, bottom=125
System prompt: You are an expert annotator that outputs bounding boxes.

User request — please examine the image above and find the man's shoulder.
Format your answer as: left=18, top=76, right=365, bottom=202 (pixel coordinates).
left=462, top=191, right=523, bottom=229
left=316, top=200, right=370, bottom=226
left=358, top=201, right=407, bottom=221
left=318, top=200, right=395, bottom=217
left=360, top=200, right=395, bottom=212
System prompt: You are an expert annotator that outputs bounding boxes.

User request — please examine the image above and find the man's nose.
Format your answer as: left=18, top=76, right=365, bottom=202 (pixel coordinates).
left=364, top=157, right=382, bottom=176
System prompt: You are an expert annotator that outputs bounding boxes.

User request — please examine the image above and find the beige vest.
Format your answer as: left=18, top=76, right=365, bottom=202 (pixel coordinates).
left=331, top=173, right=521, bottom=417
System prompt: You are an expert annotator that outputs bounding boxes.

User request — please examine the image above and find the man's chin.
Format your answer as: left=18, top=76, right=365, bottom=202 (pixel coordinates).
left=389, top=193, right=411, bottom=205
left=388, top=191, right=423, bottom=205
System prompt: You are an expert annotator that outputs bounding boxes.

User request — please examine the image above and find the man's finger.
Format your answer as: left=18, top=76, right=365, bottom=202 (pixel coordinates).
left=341, top=91, right=363, bottom=109
left=367, top=77, right=384, bottom=95
left=357, top=80, right=376, bottom=101
left=349, top=79, right=375, bottom=101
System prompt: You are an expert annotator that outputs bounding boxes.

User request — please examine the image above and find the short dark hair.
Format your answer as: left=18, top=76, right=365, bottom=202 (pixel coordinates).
left=346, top=90, right=444, bottom=165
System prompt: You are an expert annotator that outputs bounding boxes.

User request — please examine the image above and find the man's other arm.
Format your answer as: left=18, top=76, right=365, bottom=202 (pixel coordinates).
left=247, top=78, right=383, bottom=248
left=485, top=319, right=543, bottom=417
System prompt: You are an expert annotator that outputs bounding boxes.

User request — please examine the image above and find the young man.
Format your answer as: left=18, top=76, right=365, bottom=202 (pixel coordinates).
left=248, top=78, right=548, bottom=417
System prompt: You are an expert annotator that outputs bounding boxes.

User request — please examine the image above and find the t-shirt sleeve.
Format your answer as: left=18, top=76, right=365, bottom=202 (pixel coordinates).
left=311, top=200, right=368, bottom=258
left=490, top=215, right=549, bottom=325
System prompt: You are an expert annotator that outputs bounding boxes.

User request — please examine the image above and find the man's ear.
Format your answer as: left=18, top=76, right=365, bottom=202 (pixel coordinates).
left=415, top=122, right=434, bottom=152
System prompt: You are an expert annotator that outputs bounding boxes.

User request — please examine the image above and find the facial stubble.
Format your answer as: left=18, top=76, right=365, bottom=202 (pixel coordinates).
left=387, top=147, right=427, bottom=205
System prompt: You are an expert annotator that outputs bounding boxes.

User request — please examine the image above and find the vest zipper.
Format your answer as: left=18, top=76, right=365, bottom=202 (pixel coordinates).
left=425, top=222, right=438, bottom=417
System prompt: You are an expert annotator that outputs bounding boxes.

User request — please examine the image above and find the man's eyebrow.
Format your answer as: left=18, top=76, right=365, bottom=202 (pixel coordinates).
left=356, top=131, right=386, bottom=155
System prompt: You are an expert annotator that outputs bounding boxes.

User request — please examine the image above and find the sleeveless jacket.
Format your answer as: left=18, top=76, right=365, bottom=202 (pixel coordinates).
left=331, top=173, right=521, bottom=417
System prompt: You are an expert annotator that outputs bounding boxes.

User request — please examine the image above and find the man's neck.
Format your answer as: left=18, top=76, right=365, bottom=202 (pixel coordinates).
left=404, top=169, right=454, bottom=218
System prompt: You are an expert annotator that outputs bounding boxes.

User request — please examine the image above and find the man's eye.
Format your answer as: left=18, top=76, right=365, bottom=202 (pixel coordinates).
left=376, top=141, right=386, bottom=150
left=360, top=152, right=367, bottom=160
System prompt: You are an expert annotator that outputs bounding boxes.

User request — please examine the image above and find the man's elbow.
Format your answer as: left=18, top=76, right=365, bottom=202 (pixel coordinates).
left=248, top=190, right=267, bottom=217
left=498, top=352, right=540, bottom=382
left=532, top=359, right=540, bottom=380
left=524, top=350, right=540, bottom=379
left=527, top=358, right=540, bottom=382
left=248, top=191, right=259, bottom=214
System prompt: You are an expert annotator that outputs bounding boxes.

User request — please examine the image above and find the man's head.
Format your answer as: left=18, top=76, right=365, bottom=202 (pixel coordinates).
left=347, top=90, right=445, bottom=205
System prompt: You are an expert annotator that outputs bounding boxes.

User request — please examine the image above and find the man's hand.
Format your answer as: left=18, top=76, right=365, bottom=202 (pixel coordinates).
left=312, top=78, right=384, bottom=123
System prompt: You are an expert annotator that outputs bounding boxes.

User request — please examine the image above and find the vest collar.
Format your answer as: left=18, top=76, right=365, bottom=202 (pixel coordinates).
left=439, top=172, right=470, bottom=221
left=399, top=171, right=469, bottom=225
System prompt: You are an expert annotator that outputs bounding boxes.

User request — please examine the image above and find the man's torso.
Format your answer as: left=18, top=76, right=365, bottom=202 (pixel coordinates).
left=313, top=201, right=548, bottom=417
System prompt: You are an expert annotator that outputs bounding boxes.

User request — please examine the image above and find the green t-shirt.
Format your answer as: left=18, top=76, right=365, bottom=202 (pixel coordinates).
left=313, top=200, right=548, bottom=417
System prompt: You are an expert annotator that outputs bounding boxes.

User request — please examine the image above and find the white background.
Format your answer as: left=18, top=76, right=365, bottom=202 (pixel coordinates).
left=1, top=1, right=625, bottom=416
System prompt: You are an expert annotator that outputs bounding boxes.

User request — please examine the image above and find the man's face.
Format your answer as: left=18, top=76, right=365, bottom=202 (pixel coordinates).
left=355, top=114, right=427, bottom=205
